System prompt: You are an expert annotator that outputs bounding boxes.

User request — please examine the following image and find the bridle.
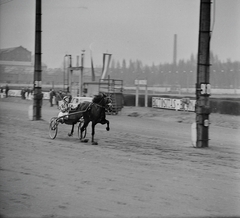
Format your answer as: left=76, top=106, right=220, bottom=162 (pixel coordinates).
left=93, top=95, right=112, bottom=112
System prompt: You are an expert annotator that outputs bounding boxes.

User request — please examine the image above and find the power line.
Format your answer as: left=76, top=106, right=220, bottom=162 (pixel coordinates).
left=0, top=0, right=13, bottom=5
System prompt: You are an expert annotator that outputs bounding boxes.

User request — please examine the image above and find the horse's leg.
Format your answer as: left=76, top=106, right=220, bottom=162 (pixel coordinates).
left=68, top=124, right=74, bottom=136
left=106, top=119, right=110, bottom=131
left=80, top=120, right=89, bottom=142
left=91, top=122, right=98, bottom=145
left=101, top=119, right=110, bottom=131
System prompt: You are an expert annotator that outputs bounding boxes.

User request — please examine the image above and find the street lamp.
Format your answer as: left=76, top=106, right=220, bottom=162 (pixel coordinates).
left=213, top=70, right=216, bottom=88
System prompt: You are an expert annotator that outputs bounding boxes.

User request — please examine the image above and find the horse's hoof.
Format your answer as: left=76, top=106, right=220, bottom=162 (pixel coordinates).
left=81, top=139, right=89, bottom=143
left=68, top=133, right=73, bottom=137
left=92, top=141, right=98, bottom=145
left=106, top=127, right=110, bottom=131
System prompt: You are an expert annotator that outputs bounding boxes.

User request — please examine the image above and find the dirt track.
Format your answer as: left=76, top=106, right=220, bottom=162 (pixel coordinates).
left=0, top=98, right=240, bottom=217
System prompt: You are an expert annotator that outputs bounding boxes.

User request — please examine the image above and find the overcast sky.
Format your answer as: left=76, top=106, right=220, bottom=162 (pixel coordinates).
left=0, top=0, right=239, bottom=68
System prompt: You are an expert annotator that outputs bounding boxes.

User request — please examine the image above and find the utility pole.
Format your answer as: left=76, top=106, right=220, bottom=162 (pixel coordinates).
left=64, top=55, right=71, bottom=93
left=33, top=0, right=42, bottom=120
left=77, top=55, right=80, bottom=96
left=195, top=0, right=211, bottom=147
left=63, top=55, right=65, bottom=91
left=80, top=50, right=85, bottom=96
left=69, top=55, right=72, bottom=94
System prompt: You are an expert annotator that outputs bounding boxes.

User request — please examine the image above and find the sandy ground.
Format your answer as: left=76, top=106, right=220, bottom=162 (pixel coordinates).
left=0, top=98, right=240, bottom=217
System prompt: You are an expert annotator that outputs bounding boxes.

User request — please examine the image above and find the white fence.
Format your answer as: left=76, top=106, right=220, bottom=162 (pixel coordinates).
left=152, top=97, right=196, bottom=112
left=4, top=89, right=50, bottom=100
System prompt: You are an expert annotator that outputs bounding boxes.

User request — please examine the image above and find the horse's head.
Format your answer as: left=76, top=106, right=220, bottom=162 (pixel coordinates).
left=93, top=93, right=113, bottom=111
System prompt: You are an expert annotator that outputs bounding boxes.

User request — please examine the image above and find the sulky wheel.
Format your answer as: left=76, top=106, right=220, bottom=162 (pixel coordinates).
left=49, top=117, right=58, bottom=139
left=78, top=119, right=87, bottom=139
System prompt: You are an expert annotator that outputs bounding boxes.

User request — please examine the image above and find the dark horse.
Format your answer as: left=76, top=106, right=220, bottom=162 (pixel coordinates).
left=67, top=93, right=112, bottom=145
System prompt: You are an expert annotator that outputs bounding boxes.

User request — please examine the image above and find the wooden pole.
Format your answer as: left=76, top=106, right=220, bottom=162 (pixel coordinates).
left=145, top=84, right=148, bottom=107
left=69, top=55, right=72, bottom=94
left=33, top=0, right=42, bottom=120
left=80, top=50, right=85, bottom=96
left=77, top=55, right=80, bottom=96
left=195, top=0, right=211, bottom=147
left=135, top=83, right=139, bottom=107
left=63, top=56, right=65, bottom=91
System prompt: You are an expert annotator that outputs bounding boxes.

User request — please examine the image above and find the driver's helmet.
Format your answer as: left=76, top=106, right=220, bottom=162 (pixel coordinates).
left=63, top=96, right=69, bottom=102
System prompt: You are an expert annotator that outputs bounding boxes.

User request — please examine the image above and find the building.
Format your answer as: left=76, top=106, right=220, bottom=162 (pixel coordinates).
left=0, top=46, right=31, bottom=62
left=0, top=46, right=114, bottom=92
left=0, top=46, right=46, bottom=84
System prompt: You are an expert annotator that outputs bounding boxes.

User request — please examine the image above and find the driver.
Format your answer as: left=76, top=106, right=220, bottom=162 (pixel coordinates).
left=58, top=96, right=70, bottom=123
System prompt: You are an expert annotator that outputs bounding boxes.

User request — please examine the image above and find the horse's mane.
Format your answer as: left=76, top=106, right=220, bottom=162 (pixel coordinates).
left=92, top=94, right=104, bottom=103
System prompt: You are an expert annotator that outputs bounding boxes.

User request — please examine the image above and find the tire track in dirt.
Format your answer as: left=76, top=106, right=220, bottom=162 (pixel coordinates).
left=93, top=127, right=240, bottom=173
left=1, top=99, right=240, bottom=217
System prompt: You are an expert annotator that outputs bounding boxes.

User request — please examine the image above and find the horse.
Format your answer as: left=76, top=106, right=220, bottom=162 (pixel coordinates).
left=66, top=93, right=112, bottom=144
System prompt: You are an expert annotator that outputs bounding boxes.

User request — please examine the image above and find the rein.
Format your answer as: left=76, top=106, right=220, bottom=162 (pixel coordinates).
left=92, top=97, right=111, bottom=111
left=57, top=107, right=88, bottom=120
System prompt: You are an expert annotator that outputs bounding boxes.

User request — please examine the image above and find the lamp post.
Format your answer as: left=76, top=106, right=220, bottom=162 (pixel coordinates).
left=221, top=70, right=224, bottom=88
left=212, top=69, right=216, bottom=88
left=183, top=71, right=187, bottom=92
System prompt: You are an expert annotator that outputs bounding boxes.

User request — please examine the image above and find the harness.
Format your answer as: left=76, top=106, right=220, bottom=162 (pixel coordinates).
left=92, top=97, right=112, bottom=112
left=58, top=96, right=111, bottom=121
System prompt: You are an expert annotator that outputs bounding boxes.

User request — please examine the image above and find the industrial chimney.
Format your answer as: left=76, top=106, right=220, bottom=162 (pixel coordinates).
left=173, top=34, right=177, bottom=65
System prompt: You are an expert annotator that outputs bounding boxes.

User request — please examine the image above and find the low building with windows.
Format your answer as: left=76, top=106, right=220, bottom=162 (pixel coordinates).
left=0, top=46, right=47, bottom=84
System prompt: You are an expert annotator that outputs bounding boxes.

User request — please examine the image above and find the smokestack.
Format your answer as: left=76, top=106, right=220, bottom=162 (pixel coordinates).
left=173, top=34, right=177, bottom=65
